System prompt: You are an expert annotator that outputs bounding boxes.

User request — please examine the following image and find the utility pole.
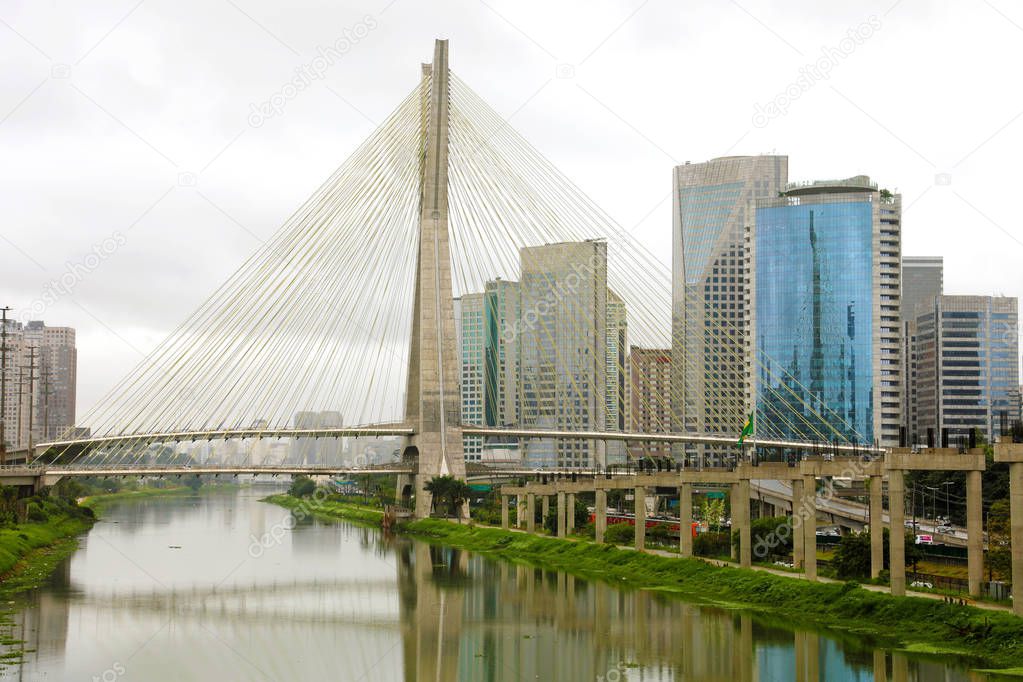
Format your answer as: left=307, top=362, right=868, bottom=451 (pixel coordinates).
left=39, top=367, right=53, bottom=445
left=0, top=306, right=10, bottom=465
left=15, top=367, right=24, bottom=450
left=25, top=346, right=37, bottom=462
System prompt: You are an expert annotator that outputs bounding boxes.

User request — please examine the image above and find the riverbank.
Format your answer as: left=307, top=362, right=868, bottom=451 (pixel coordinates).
left=263, top=494, right=1023, bottom=673
left=79, top=485, right=194, bottom=512
left=0, top=514, right=95, bottom=595
left=262, top=495, right=385, bottom=526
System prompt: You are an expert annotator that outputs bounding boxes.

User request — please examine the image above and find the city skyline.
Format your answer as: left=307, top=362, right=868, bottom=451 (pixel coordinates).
left=1, top=2, right=1021, bottom=414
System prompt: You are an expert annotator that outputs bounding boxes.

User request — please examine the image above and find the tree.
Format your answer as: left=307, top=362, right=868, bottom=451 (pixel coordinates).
left=830, top=529, right=924, bottom=580
left=183, top=475, right=203, bottom=492
left=288, top=475, right=316, bottom=498
left=831, top=531, right=872, bottom=579
left=732, top=516, right=793, bottom=561
left=699, top=497, right=726, bottom=532
left=423, top=475, right=471, bottom=519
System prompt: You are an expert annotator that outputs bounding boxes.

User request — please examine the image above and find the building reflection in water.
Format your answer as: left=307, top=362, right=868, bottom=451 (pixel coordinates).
left=395, top=539, right=988, bottom=682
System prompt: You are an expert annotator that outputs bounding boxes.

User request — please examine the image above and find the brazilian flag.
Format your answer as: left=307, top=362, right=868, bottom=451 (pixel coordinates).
left=738, top=412, right=754, bottom=446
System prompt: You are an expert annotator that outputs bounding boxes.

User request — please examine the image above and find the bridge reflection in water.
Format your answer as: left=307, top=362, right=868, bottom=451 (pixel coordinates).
left=0, top=493, right=988, bottom=681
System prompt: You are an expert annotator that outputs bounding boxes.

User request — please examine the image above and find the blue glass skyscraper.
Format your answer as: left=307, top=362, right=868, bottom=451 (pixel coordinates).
left=754, top=176, right=903, bottom=446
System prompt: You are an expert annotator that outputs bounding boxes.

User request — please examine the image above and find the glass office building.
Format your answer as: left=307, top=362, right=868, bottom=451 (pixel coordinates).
left=672, top=156, right=788, bottom=463
left=915, top=295, right=1020, bottom=443
left=754, top=176, right=902, bottom=446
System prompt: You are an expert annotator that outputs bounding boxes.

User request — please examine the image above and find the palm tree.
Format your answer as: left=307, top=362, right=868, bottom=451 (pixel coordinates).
left=423, top=475, right=471, bottom=519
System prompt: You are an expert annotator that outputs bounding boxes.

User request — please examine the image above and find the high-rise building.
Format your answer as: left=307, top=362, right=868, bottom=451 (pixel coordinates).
left=629, top=347, right=671, bottom=460
left=485, top=279, right=520, bottom=430
left=902, top=257, right=943, bottom=319
left=457, top=292, right=486, bottom=459
left=0, top=319, right=77, bottom=450
left=519, top=240, right=607, bottom=468
left=754, top=176, right=902, bottom=446
left=289, top=410, right=343, bottom=465
left=901, top=257, right=943, bottom=444
left=672, top=155, right=788, bottom=464
left=455, top=279, right=521, bottom=462
left=915, top=296, right=1020, bottom=444
left=605, top=290, right=629, bottom=464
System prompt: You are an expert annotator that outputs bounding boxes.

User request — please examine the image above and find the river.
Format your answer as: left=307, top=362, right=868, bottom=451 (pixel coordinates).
left=0, top=488, right=1001, bottom=681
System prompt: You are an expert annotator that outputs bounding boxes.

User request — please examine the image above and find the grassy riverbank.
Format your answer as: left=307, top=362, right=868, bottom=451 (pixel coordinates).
left=262, top=494, right=1023, bottom=672
left=0, top=514, right=95, bottom=594
left=79, top=485, right=194, bottom=512
left=262, top=495, right=385, bottom=526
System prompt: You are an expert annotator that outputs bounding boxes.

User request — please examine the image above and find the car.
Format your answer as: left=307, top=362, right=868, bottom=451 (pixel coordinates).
left=904, top=520, right=916, bottom=528
left=936, top=525, right=954, bottom=534
left=910, top=580, right=933, bottom=589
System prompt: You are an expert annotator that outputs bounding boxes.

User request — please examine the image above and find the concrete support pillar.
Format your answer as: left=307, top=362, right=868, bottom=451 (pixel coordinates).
left=541, top=495, right=550, bottom=531
left=1011, top=462, right=1023, bottom=616
left=966, top=470, right=983, bottom=597
left=791, top=478, right=804, bottom=569
left=556, top=491, right=566, bottom=538
left=566, top=492, right=575, bottom=534
left=500, top=495, right=509, bottom=529
left=869, top=476, right=884, bottom=579
left=888, top=468, right=906, bottom=596
left=526, top=493, right=536, bottom=533
left=595, top=488, right=607, bottom=543
left=634, top=487, right=646, bottom=551
left=802, top=475, right=817, bottom=581
left=733, top=479, right=751, bottom=568
left=679, top=483, right=693, bottom=558
left=516, top=494, right=526, bottom=529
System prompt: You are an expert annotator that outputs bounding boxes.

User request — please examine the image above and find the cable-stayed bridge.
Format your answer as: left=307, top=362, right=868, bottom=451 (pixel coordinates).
left=19, top=40, right=886, bottom=519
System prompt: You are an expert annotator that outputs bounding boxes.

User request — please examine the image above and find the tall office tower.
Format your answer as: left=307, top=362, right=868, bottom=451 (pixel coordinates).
left=289, top=410, right=343, bottom=465
left=519, top=240, right=607, bottom=468
left=485, top=279, right=520, bottom=430
left=605, top=290, right=629, bottom=464
left=0, top=320, right=77, bottom=449
left=456, top=280, right=521, bottom=462
left=457, top=292, right=486, bottom=459
left=672, top=155, right=788, bottom=464
left=916, top=296, right=1020, bottom=444
left=901, top=257, right=943, bottom=444
left=629, top=347, right=671, bottom=460
left=755, top=176, right=903, bottom=447
left=290, top=411, right=320, bottom=464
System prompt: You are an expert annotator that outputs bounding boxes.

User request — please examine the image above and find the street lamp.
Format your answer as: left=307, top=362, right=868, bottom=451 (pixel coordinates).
left=940, top=481, right=954, bottom=522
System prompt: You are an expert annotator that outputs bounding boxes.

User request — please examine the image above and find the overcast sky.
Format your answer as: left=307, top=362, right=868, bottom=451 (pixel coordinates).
left=2, top=0, right=1021, bottom=415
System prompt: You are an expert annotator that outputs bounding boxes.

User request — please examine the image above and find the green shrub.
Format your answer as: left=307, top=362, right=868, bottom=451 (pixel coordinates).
left=694, top=531, right=730, bottom=558
left=603, top=521, right=635, bottom=545
left=26, top=503, right=47, bottom=523
left=288, top=476, right=316, bottom=498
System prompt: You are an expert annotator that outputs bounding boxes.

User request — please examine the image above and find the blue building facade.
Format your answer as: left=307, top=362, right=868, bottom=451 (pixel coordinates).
left=754, top=179, right=896, bottom=445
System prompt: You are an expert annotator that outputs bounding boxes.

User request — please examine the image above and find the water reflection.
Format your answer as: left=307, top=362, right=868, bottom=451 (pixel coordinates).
left=0, top=490, right=998, bottom=681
